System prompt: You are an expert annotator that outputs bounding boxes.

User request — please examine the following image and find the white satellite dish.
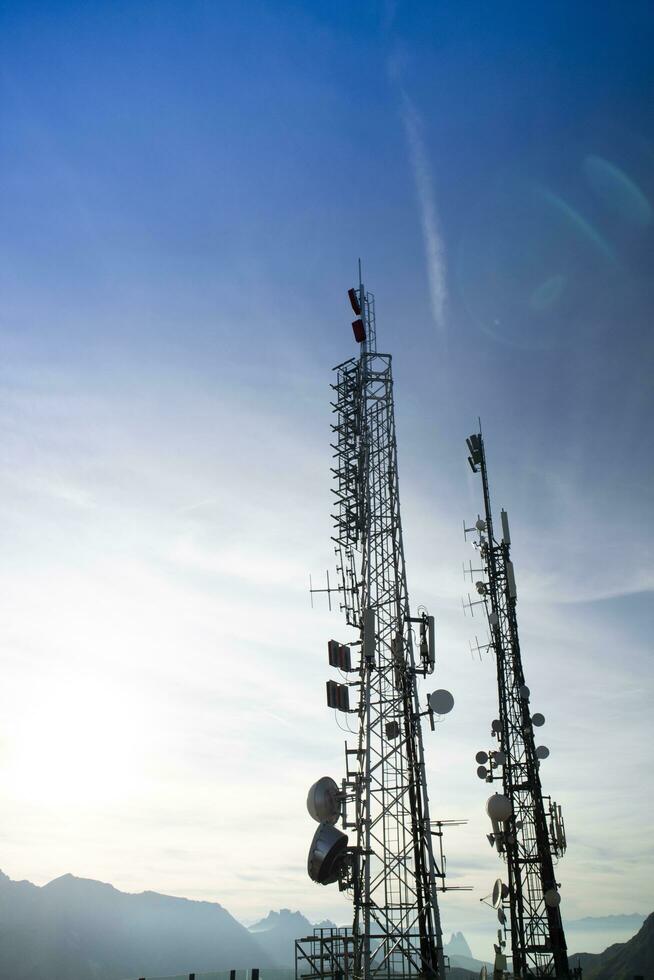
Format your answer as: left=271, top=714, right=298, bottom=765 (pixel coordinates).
left=519, top=684, right=530, bottom=699
left=477, top=765, right=488, bottom=780
left=476, top=751, right=489, bottom=765
left=491, top=878, right=503, bottom=909
left=492, top=750, right=506, bottom=766
left=532, top=712, right=545, bottom=727
left=476, top=519, right=486, bottom=532
left=536, top=745, right=550, bottom=760
left=498, top=907, right=507, bottom=926
left=544, top=887, right=561, bottom=908
left=501, top=883, right=509, bottom=899
left=491, top=719, right=502, bottom=733
left=428, top=689, right=454, bottom=715
left=487, top=794, right=512, bottom=822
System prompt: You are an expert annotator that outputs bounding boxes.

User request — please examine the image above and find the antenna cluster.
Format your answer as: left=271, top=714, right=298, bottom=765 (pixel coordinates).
left=296, top=270, right=579, bottom=980
left=298, top=271, right=461, bottom=980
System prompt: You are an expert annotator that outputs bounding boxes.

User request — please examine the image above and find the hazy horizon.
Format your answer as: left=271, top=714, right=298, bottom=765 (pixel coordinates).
left=0, top=867, right=647, bottom=960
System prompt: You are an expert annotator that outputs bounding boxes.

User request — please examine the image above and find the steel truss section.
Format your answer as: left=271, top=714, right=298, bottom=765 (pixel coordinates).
left=331, top=359, right=363, bottom=628
left=295, top=929, right=356, bottom=980
left=351, top=349, right=444, bottom=980
left=467, top=430, right=571, bottom=979
left=324, top=280, right=445, bottom=980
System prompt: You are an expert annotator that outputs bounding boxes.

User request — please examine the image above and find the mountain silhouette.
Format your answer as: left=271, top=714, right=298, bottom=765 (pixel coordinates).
left=0, top=868, right=648, bottom=980
left=571, top=911, right=654, bottom=980
left=248, top=909, right=316, bottom=967
left=0, top=870, right=271, bottom=980
left=445, top=931, right=474, bottom=959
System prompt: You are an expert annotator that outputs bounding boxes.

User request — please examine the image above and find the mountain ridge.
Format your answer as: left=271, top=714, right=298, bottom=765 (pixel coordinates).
left=0, top=869, right=269, bottom=980
left=570, top=912, right=654, bottom=980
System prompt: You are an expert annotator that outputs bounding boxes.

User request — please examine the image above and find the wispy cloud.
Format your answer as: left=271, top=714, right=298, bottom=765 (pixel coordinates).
left=398, top=88, right=447, bottom=332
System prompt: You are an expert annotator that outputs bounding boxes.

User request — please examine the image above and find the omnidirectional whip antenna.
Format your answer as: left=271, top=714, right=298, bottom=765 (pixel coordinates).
left=464, top=429, right=577, bottom=979
left=298, top=272, right=461, bottom=980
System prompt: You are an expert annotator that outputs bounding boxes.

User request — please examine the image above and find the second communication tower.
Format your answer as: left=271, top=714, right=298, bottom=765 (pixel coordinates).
left=297, top=271, right=460, bottom=980
left=464, top=429, right=577, bottom=979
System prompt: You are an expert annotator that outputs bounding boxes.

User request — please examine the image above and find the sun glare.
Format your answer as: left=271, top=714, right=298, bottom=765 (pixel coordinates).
left=4, top=676, right=151, bottom=808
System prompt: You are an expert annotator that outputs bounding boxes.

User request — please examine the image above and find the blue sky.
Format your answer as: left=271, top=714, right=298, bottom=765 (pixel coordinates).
left=0, top=0, right=652, bottom=959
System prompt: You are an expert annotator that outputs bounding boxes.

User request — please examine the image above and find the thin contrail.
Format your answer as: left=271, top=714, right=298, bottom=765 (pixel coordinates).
left=399, top=91, right=447, bottom=332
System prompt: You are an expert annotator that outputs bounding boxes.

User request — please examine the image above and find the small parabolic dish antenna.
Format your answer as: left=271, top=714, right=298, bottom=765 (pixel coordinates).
left=475, top=519, right=486, bottom=531
left=486, top=794, right=512, bottom=823
left=491, top=878, right=503, bottom=909
left=536, top=745, right=550, bottom=760
left=498, top=908, right=507, bottom=926
left=532, top=712, right=545, bottom=727
left=428, top=689, right=454, bottom=715
left=307, top=776, right=341, bottom=824
left=477, top=765, right=488, bottom=780
left=307, top=822, right=349, bottom=885
left=519, top=685, right=530, bottom=699
left=502, top=883, right=509, bottom=899
left=492, top=750, right=506, bottom=766
left=476, top=750, right=488, bottom=764
left=544, top=887, right=561, bottom=908
left=491, top=719, right=502, bottom=733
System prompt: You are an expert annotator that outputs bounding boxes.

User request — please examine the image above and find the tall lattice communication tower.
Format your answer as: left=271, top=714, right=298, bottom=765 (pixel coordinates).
left=463, top=429, right=574, bottom=979
left=297, top=272, right=459, bottom=980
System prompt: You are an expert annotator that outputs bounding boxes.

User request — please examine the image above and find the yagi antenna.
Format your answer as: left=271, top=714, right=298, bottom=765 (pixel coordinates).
left=309, top=570, right=333, bottom=611
left=463, top=559, right=485, bottom=582
left=310, top=563, right=361, bottom=616
left=463, top=519, right=479, bottom=539
left=470, top=636, right=492, bottom=661
left=462, top=593, right=485, bottom=618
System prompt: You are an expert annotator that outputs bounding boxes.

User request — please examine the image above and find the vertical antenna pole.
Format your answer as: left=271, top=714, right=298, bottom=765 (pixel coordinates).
left=358, top=258, right=367, bottom=356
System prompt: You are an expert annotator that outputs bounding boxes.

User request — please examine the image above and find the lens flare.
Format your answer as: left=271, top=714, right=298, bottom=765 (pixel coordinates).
left=534, top=185, right=618, bottom=266
left=529, top=274, right=567, bottom=312
left=583, top=155, right=652, bottom=228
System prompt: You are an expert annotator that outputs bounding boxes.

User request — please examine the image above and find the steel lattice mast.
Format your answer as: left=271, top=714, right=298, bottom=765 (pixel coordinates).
left=298, top=272, right=455, bottom=980
left=464, top=429, right=572, bottom=979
